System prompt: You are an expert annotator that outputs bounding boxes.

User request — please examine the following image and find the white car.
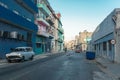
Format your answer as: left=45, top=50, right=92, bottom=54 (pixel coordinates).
left=6, top=47, right=35, bottom=62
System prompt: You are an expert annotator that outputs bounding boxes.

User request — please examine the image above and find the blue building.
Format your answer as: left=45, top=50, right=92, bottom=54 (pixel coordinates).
left=0, top=0, right=38, bottom=58
left=91, top=8, right=120, bottom=63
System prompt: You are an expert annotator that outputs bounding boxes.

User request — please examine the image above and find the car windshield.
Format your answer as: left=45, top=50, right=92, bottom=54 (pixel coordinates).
left=13, top=48, right=25, bottom=52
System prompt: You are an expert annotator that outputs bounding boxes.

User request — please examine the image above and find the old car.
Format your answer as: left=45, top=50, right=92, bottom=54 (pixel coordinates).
left=6, top=47, right=35, bottom=62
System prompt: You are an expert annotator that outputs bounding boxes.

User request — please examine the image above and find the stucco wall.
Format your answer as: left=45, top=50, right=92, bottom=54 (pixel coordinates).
left=92, top=10, right=116, bottom=42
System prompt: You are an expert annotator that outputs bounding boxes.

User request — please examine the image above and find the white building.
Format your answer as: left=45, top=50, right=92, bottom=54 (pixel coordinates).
left=91, top=8, right=120, bottom=63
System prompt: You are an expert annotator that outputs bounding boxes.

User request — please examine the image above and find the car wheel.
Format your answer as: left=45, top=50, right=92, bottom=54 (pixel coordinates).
left=30, top=55, right=34, bottom=60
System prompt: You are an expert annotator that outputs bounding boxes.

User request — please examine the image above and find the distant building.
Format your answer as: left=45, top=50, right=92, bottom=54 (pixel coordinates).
left=91, top=8, right=120, bottom=63
left=0, top=0, right=38, bottom=58
left=65, top=40, right=75, bottom=50
left=75, top=30, right=92, bottom=52
left=74, top=35, right=79, bottom=46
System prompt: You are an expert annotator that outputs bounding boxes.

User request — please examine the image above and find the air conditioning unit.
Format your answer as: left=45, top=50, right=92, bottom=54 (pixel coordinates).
left=10, top=31, right=18, bottom=39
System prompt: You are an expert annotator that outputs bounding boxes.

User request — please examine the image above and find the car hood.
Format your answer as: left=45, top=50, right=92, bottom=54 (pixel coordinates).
left=6, top=52, right=21, bottom=56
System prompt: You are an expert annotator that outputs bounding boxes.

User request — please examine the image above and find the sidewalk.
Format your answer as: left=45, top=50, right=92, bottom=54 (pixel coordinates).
left=96, top=57, right=120, bottom=80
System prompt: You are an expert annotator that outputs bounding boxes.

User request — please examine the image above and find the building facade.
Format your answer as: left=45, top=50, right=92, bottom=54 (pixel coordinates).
left=35, top=0, right=64, bottom=54
left=0, top=0, right=38, bottom=58
left=91, top=8, right=120, bottom=63
left=65, top=40, right=75, bottom=51
left=35, top=0, right=51, bottom=54
left=54, top=13, right=64, bottom=52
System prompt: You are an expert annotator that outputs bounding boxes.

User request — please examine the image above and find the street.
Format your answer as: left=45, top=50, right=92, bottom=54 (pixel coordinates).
left=0, top=52, right=101, bottom=80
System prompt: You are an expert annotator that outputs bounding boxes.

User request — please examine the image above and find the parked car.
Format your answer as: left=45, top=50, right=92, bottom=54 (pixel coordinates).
left=75, top=49, right=81, bottom=53
left=6, top=47, right=35, bottom=62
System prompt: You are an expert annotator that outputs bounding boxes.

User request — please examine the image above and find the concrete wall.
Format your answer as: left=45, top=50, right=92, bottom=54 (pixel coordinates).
left=0, top=0, right=35, bottom=22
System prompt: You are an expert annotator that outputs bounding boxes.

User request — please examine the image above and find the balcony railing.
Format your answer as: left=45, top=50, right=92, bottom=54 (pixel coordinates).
left=57, top=38, right=63, bottom=43
left=36, top=17, right=50, bottom=27
left=37, top=3, right=50, bottom=16
left=0, top=5, right=38, bottom=32
left=37, top=31, right=49, bottom=38
left=49, top=34, right=54, bottom=39
left=58, top=27, right=64, bottom=34
left=16, top=0, right=38, bottom=13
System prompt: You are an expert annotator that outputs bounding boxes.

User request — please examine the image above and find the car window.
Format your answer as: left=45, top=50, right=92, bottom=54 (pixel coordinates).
left=26, top=48, right=32, bottom=52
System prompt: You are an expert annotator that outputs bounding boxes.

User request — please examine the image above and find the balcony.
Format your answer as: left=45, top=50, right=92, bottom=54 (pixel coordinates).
left=16, top=0, right=38, bottom=13
left=37, top=3, right=50, bottom=16
left=58, top=27, right=64, bottom=34
left=36, top=18, right=50, bottom=27
left=46, top=16, right=54, bottom=26
left=49, top=33, right=54, bottom=39
left=0, top=5, right=38, bottom=32
left=37, top=31, right=49, bottom=38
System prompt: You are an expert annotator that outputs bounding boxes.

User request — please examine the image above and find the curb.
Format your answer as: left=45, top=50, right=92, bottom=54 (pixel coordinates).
left=96, top=60, right=107, bottom=69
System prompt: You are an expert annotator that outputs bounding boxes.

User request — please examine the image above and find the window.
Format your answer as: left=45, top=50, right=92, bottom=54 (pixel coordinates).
left=99, top=44, right=100, bottom=50
left=94, top=44, right=96, bottom=50
left=27, top=32, right=32, bottom=42
left=109, top=40, right=112, bottom=51
left=26, top=18, right=31, bottom=22
left=13, top=10, right=19, bottom=15
left=22, top=35, right=24, bottom=41
left=3, top=31, right=10, bottom=38
left=36, top=43, right=41, bottom=48
left=0, top=2, right=8, bottom=9
left=17, top=34, right=23, bottom=40
left=103, top=42, right=107, bottom=51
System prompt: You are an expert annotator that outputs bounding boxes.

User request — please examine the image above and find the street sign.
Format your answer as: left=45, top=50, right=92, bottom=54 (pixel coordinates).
left=111, top=39, right=116, bottom=44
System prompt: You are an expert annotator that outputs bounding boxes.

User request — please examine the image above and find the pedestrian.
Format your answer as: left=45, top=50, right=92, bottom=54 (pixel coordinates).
left=64, top=48, right=67, bottom=53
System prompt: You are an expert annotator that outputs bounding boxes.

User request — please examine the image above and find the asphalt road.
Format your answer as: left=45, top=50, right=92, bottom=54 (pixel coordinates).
left=0, top=52, right=101, bottom=80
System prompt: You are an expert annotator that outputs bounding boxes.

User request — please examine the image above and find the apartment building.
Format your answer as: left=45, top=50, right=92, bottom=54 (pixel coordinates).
left=35, top=0, right=64, bottom=54
left=54, top=13, right=64, bottom=52
left=35, top=0, right=52, bottom=54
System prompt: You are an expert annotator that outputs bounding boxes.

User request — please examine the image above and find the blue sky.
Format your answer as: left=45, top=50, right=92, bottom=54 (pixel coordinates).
left=49, top=0, right=120, bottom=41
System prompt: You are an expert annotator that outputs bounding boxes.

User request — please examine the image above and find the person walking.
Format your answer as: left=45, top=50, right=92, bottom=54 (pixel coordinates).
left=64, top=48, right=67, bottom=53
